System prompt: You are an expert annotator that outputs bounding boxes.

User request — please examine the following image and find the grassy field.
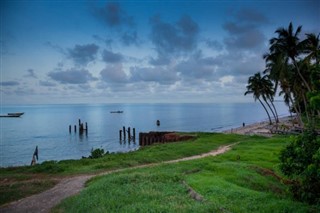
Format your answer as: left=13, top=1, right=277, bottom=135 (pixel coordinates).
left=53, top=136, right=319, bottom=213
left=0, top=133, right=250, bottom=205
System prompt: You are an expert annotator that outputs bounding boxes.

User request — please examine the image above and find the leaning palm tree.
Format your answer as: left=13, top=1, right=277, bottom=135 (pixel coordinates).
left=245, top=73, right=272, bottom=124
left=269, top=22, right=312, bottom=92
left=261, top=75, right=279, bottom=123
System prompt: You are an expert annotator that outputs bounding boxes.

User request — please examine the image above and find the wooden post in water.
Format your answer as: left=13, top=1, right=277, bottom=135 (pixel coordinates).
left=79, top=123, right=82, bottom=135
left=123, top=126, right=126, bottom=139
left=74, top=125, right=77, bottom=133
left=69, top=125, right=71, bottom=133
left=85, top=122, right=88, bottom=133
left=133, top=128, right=136, bottom=142
left=78, top=119, right=81, bottom=127
left=128, top=127, right=131, bottom=142
left=119, top=130, right=122, bottom=141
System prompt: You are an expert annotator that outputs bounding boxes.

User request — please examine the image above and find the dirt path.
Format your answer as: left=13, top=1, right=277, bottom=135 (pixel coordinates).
left=0, top=143, right=235, bottom=213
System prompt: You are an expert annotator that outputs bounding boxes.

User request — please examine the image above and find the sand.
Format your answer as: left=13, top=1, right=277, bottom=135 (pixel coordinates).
left=222, top=116, right=295, bottom=137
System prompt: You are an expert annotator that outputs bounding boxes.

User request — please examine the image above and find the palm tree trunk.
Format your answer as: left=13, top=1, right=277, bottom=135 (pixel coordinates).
left=263, top=95, right=277, bottom=123
left=301, top=93, right=310, bottom=123
left=270, top=99, right=279, bottom=123
left=292, top=58, right=312, bottom=92
left=258, top=98, right=272, bottom=125
left=291, top=96, right=303, bottom=127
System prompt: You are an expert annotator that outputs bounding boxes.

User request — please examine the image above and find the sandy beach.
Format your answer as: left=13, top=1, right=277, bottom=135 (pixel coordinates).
left=223, top=116, right=296, bottom=137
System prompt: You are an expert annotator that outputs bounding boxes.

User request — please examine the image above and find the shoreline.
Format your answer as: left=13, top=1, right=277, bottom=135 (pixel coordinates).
left=222, top=115, right=295, bottom=137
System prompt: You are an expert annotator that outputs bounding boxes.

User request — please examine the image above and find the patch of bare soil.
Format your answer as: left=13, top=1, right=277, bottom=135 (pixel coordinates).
left=0, top=144, right=235, bottom=213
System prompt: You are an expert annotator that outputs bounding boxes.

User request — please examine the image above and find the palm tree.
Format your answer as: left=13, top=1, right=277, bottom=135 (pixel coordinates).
left=269, top=22, right=312, bottom=92
left=302, top=33, right=320, bottom=66
left=261, top=75, right=279, bottom=123
left=245, top=73, right=272, bottom=124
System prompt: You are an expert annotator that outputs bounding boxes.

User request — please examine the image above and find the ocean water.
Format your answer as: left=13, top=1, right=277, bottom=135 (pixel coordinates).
left=0, top=103, right=289, bottom=167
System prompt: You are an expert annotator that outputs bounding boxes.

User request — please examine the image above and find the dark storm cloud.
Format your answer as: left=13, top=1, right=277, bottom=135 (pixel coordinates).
left=100, top=64, right=128, bottom=83
left=67, top=44, right=99, bottom=66
left=48, top=68, right=97, bottom=84
left=130, top=66, right=179, bottom=85
left=0, top=81, right=20, bottom=86
left=25, top=69, right=37, bottom=78
left=150, top=15, right=199, bottom=56
left=102, top=49, right=123, bottom=63
left=93, top=2, right=134, bottom=28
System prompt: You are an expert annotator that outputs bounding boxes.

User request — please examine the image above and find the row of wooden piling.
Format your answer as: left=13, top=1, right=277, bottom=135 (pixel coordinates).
left=139, top=132, right=195, bottom=147
left=69, top=119, right=88, bottom=135
left=119, top=126, right=136, bottom=143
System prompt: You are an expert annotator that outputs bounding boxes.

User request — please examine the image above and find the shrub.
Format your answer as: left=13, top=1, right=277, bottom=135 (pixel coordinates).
left=279, top=130, right=320, bottom=204
left=90, top=148, right=106, bottom=159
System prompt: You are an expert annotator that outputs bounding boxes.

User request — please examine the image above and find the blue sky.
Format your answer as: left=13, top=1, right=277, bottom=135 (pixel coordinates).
left=1, top=0, right=319, bottom=104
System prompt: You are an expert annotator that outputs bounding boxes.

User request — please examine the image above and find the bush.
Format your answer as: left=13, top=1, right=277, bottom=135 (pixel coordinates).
left=90, top=148, right=106, bottom=159
left=279, top=130, right=320, bottom=204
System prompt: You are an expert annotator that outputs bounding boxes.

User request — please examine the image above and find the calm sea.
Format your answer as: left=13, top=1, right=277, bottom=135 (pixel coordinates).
left=0, top=103, right=289, bottom=167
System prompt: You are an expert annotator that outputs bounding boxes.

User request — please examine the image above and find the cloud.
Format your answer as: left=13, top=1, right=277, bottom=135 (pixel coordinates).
left=93, top=2, right=134, bottom=28
left=223, top=27, right=265, bottom=50
left=222, top=9, right=268, bottom=51
left=25, top=69, right=37, bottom=78
left=205, top=39, right=223, bottom=51
left=121, top=31, right=139, bottom=46
left=39, top=80, right=56, bottom=87
left=48, top=68, right=97, bottom=84
left=174, top=52, right=219, bottom=80
left=150, top=15, right=199, bottom=58
left=44, top=41, right=65, bottom=54
left=235, top=8, right=269, bottom=25
left=0, top=81, right=20, bottom=86
left=92, top=35, right=113, bottom=48
left=102, top=49, right=123, bottom=63
left=149, top=55, right=171, bottom=66
left=100, top=64, right=128, bottom=83
left=130, top=66, right=179, bottom=85
left=67, top=44, right=99, bottom=66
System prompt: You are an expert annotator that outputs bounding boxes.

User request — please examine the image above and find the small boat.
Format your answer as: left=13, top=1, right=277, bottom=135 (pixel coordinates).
left=8, top=112, right=24, bottom=116
left=110, top=111, right=123, bottom=113
left=0, top=112, right=24, bottom=118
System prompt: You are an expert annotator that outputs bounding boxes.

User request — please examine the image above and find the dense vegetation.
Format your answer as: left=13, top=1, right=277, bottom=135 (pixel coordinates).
left=53, top=136, right=319, bottom=212
left=245, top=22, right=319, bottom=126
left=245, top=22, right=320, bottom=204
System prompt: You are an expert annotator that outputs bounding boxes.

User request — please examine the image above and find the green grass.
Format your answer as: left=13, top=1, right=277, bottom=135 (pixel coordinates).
left=0, top=133, right=250, bottom=205
left=0, top=133, right=249, bottom=176
left=0, top=179, right=57, bottom=206
left=53, top=136, right=319, bottom=213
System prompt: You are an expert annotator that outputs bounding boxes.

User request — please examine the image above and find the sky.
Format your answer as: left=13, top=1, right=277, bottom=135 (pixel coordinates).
left=0, top=0, right=319, bottom=104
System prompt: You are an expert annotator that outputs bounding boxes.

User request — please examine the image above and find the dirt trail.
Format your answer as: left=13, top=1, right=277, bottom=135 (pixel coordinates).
left=0, top=143, right=235, bottom=213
